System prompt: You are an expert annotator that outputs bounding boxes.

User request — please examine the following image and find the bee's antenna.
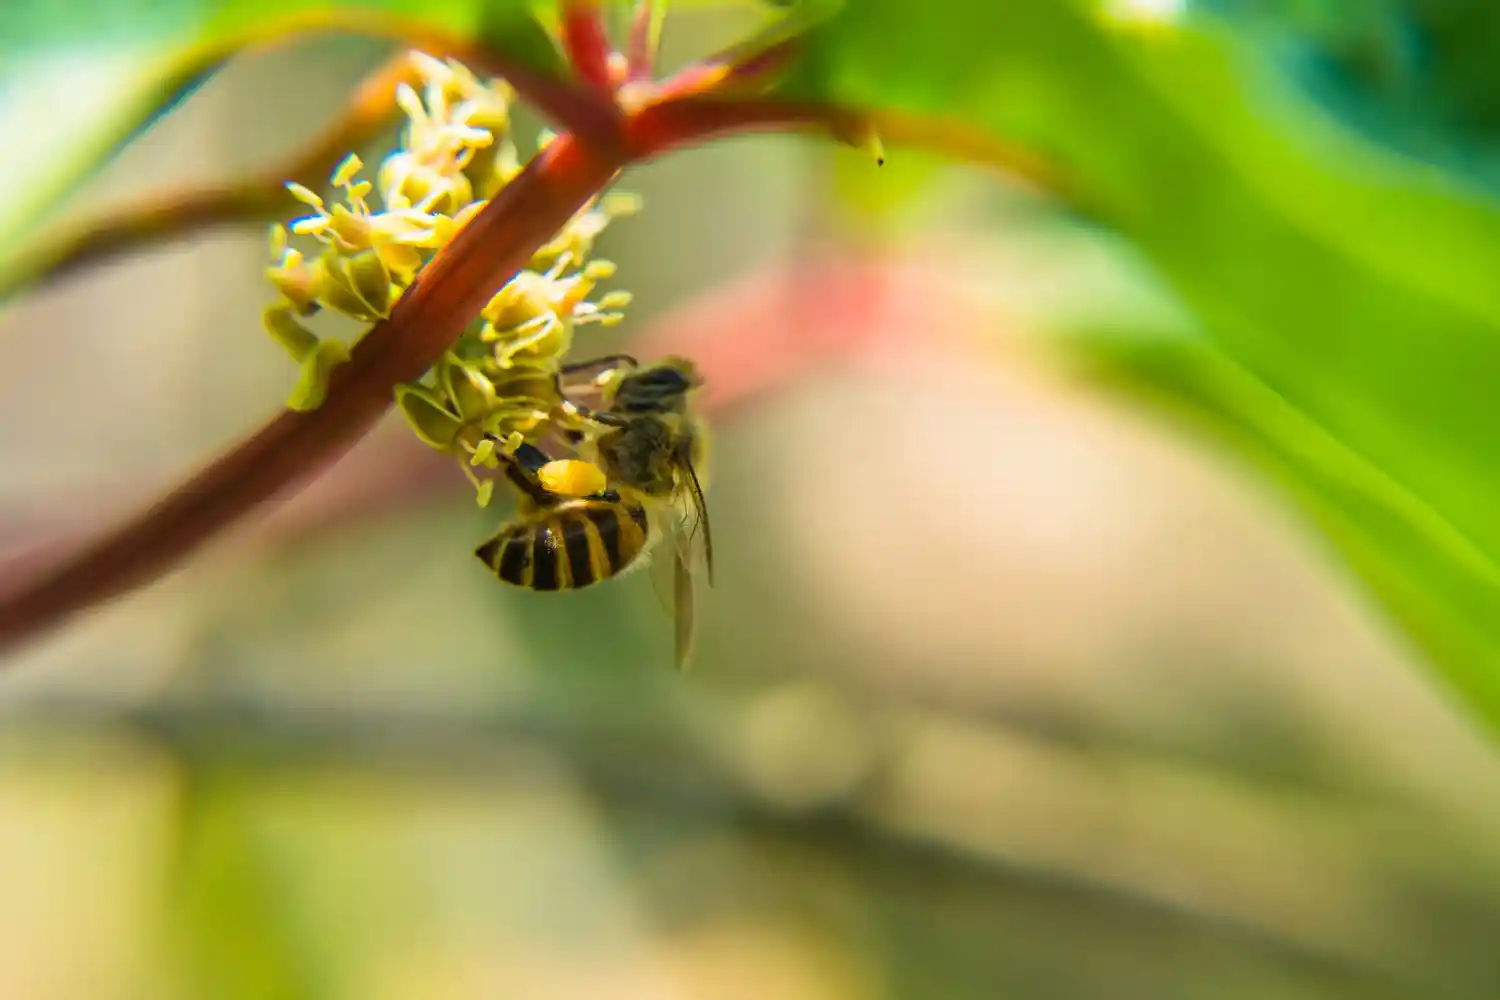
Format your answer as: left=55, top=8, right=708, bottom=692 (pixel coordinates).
left=558, top=354, right=639, bottom=376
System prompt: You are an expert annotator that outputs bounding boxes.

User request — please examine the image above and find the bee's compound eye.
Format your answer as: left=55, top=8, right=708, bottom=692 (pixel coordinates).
left=539, top=459, right=608, bottom=497
left=617, top=367, right=694, bottom=412
left=646, top=368, right=693, bottom=393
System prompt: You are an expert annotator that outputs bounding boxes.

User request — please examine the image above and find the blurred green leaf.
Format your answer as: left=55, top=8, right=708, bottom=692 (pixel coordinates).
left=174, top=776, right=324, bottom=1000
left=1202, top=0, right=1500, bottom=187
left=775, top=2, right=1500, bottom=731
left=0, top=0, right=561, bottom=285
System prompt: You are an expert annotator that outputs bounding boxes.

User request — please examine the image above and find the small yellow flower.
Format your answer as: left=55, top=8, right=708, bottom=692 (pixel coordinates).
left=265, top=49, right=642, bottom=499
left=265, top=224, right=320, bottom=313
left=378, top=146, right=478, bottom=217
left=315, top=250, right=393, bottom=320
left=481, top=256, right=630, bottom=369
left=287, top=156, right=447, bottom=283
left=410, top=51, right=514, bottom=134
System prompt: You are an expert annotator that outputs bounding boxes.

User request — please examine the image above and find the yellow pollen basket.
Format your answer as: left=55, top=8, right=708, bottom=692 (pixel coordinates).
left=538, top=459, right=608, bottom=498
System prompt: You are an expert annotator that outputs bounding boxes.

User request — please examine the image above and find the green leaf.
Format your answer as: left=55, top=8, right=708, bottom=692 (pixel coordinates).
left=777, top=3, right=1500, bottom=730
left=827, top=143, right=945, bottom=237
left=0, top=0, right=562, bottom=285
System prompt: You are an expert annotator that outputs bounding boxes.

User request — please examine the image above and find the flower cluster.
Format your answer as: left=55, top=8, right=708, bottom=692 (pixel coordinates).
left=263, top=51, right=639, bottom=504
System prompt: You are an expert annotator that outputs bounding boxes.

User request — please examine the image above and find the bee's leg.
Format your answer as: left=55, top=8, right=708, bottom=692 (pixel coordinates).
left=512, top=441, right=553, bottom=472
left=551, top=376, right=632, bottom=427
left=489, top=438, right=562, bottom=506
left=566, top=404, right=631, bottom=428
left=551, top=371, right=635, bottom=432
left=555, top=355, right=639, bottom=420
left=554, top=355, right=639, bottom=414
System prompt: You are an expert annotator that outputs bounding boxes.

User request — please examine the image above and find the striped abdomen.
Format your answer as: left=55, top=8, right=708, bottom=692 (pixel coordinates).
left=475, top=498, right=650, bottom=590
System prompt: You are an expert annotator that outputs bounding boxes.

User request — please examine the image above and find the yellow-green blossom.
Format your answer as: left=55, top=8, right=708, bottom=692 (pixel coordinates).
left=480, top=255, right=632, bottom=369
left=264, top=49, right=640, bottom=508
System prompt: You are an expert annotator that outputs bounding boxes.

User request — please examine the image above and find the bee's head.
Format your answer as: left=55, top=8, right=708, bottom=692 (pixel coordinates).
left=612, top=357, right=701, bottom=414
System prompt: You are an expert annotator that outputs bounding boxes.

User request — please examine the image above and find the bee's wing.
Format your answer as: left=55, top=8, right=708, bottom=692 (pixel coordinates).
left=645, top=497, right=707, bottom=670
left=673, top=540, right=696, bottom=671
left=646, top=522, right=678, bottom=619
left=681, top=450, right=714, bottom=587
left=673, top=450, right=714, bottom=669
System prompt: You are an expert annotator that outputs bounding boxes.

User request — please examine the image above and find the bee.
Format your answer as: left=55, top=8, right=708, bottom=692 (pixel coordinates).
left=474, top=355, right=714, bottom=669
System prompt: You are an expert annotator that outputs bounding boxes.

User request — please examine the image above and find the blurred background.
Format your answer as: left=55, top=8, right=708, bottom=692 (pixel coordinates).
left=4, top=3, right=1500, bottom=998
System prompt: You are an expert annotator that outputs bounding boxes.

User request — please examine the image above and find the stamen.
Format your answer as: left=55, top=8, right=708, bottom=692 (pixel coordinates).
left=332, top=153, right=364, bottom=187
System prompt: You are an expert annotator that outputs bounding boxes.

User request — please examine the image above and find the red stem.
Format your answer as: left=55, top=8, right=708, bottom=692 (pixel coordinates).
left=0, top=136, right=620, bottom=654
left=627, top=96, right=850, bottom=158
left=649, top=34, right=800, bottom=102
left=559, top=0, right=616, bottom=94
left=462, top=51, right=623, bottom=148
left=625, top=0, right=657, bottom=84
